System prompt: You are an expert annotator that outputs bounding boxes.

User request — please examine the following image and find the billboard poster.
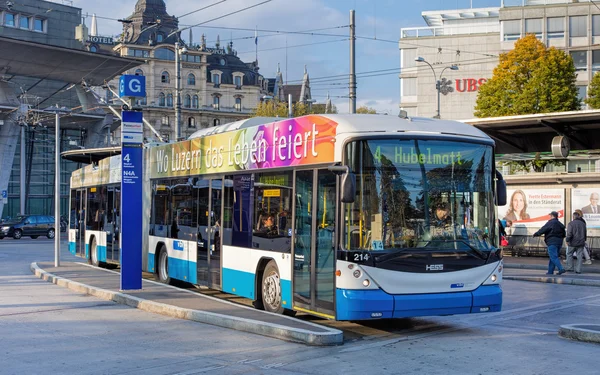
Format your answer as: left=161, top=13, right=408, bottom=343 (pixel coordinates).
left=497, top=189, right=565, bottom=227
left=572, top=188, right=600, bottom=228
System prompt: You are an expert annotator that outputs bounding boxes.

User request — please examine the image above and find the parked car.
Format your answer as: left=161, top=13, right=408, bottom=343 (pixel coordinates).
left=0, top=215, right=57, bottom=240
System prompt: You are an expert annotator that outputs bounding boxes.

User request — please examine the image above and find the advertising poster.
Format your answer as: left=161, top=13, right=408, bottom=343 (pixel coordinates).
left=497, top=189, right=565, bottom=227
left=572, top=188, right=600, bottom=228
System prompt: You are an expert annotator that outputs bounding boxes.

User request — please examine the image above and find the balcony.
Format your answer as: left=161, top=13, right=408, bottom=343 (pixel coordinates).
left=401, top=24, right=500, bottom=39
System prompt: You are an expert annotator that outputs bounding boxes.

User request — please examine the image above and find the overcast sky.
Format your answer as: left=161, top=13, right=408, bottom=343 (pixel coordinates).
left=72, top=0, right=500, bottom=114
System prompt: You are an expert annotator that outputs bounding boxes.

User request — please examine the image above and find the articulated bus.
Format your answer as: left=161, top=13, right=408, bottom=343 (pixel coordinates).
left=69, top=114, right=506, bottom=320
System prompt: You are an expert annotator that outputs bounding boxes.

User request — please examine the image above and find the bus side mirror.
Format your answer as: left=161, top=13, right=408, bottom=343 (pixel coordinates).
left=496, top=170, right=507, bottom=206
left=341, top=172, right=356, bottom=203
left=328, top=165, right=356, bottom=203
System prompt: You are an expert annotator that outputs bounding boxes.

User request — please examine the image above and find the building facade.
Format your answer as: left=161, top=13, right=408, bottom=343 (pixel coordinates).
left=107, top=0, right=270, bottom=142
left=399, top=0, right=600, bottom=120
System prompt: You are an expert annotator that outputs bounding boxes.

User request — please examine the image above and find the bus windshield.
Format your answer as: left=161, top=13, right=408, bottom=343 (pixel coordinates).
left=344, top=139, right=495, bottom=253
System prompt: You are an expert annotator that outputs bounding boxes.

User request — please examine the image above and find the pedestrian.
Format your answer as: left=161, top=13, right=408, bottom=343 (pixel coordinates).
left=565, top=210, right=587, bottom=274
left=533, top=211, right=566, bottom=275
left=573, top=209, right=592, bottom=265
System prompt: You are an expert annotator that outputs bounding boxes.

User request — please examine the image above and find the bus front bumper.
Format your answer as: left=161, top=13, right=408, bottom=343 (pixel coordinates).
left=335, top=285, right=502, bottom=321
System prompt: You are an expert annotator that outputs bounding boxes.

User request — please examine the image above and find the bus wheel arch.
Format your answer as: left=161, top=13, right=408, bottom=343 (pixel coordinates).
left=260, top=260, right=284, bottom=314
left=253, top=257, right=274, bottom=310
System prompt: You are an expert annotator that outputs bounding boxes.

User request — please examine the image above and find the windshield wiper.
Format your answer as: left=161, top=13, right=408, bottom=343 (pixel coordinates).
left=423, top=239, right=488, bottom=260
left=372, top=248, right=411, bottom=264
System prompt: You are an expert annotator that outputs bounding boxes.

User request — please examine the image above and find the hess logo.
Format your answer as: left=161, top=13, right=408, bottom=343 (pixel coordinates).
left=426, top=264, right=444, bottom=271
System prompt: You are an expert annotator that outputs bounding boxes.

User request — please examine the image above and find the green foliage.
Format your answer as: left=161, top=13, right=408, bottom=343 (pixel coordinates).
left=356, top=106, right=377, bottom=114
left=475, top=34, right=580, bottom=118
left=252, top=100, right=337, bottom=117
left=499, top=153, right=566, bottom=173
left=585, top=72, right=600, bottom=109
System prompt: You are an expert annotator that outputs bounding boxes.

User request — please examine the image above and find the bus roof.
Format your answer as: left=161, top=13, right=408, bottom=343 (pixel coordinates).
left=187, top=114, right=492, bottom=142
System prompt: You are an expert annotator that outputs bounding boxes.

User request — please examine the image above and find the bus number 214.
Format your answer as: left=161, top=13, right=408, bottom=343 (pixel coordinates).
left=354, top=253, right=370, bottom=262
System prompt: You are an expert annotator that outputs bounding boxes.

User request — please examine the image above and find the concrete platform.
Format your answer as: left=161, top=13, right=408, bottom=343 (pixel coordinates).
left=559, top=324, right=600, bottom=344
left=31, top=262, right=343, bottom=346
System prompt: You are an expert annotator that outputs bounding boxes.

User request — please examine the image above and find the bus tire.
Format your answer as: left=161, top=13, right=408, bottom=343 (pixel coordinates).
left=261, top=261, right=283, bottom=314
left=155, top=246, right=171, bottom=285
left=90, top=238, right=100, bottom=267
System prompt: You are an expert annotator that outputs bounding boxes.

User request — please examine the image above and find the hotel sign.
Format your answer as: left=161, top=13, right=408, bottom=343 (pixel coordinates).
left=88, top=36, right=114, bottom=45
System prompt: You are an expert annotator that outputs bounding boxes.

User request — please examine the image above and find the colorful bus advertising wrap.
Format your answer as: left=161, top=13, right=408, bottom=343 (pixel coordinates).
left=150, top=115, right=338, bottom=178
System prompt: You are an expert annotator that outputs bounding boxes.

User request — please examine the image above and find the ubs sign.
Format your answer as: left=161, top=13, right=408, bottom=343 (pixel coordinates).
left=455, top=78, right=487, bottom=93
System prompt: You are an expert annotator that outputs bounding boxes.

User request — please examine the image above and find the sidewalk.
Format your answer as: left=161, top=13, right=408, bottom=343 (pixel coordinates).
left=31, top=262, right=343, bottom=346
left=503, top=255, right=600, bottom=287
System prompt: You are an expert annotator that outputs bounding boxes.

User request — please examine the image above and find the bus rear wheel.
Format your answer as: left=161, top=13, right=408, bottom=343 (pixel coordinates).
left=261, top=261, right=283, bottom=314
left=155, top=246, right=171, bottom=285
left=90, top=238, right=100, bottom=267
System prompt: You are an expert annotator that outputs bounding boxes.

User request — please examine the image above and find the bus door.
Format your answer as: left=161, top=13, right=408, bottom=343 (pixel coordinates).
left=197, top=178, right=222, bottom=288
left=76, top=189, right=86, bottom=257
left=106, top=186, right=120, bottom=263
left=293, top=169, right=336, bottom=317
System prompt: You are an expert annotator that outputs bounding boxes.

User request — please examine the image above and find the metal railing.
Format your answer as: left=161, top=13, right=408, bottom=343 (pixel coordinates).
left=401, top=24, right=500, bottom=39
left=504, top=234, right=599, bottom=259
left=501, top=0, right=592, bottom=7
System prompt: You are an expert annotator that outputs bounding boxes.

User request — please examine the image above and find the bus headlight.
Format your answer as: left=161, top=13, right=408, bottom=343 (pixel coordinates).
left=491, top=274, right=497, bottom=282
left=363, top=279, right=371, bottom=287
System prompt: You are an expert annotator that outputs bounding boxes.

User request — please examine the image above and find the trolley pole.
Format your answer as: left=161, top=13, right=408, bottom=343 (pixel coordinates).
left=349, top=10, right=356, bottom=114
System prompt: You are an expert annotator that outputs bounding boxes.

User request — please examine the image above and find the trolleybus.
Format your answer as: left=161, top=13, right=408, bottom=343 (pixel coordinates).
left=69, top=114, right=506, bottom=320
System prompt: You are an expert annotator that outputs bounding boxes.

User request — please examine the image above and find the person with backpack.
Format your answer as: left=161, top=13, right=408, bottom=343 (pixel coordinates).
left=533, top=211, right=566, bottom=275
left=566, top=210, right=587, bottom=274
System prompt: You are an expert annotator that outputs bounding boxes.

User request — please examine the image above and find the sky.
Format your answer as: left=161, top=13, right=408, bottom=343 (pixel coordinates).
left=71, top=0, right=501, bottom=114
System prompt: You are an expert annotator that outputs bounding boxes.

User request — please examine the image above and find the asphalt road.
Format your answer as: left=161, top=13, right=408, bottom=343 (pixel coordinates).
left=2, top=238, right=600, bottom=374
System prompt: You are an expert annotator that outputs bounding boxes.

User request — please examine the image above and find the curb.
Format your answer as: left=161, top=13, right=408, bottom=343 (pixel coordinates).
left=559, top=324, right=600, bottom=344
left=504, top=263, right=600, bottom=274
left=30, top=262, right=343, bottom=346
left=504, top=275, right=600, bottom=287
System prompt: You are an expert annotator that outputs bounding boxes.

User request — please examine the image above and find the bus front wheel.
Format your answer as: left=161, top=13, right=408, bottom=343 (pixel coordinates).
left=261, top=261, right=283, bottom=314
left=155, top=246, right=171, bottom=285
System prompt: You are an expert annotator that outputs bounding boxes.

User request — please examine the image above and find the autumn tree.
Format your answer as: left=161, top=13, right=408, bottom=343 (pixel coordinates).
left=585, top=72, right=600, bottom=109
left=253, top=100, right=337, bottom=117
left=356, top=106, right=377, bottom=114
left=475, top=34, right=580, bottom=117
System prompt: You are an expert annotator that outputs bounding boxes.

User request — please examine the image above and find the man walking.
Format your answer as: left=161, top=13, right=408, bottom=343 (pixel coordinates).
left=533, top=211, right=566, bottom=275
left=566, top=210, right=587, bottom=274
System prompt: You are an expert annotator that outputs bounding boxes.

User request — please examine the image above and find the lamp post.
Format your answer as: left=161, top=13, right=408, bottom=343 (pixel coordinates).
left=174, top=42, right=188, bottom=141
left=414, top=57, right=458, bottom=119
left=44, top=105, right=71, bottom=267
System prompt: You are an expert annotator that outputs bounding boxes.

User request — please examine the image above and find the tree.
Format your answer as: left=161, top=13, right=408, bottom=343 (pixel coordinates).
left=474, top=34, right=580, bottom=117
left=356, top=106, right=377, bottom=114
left=252, top=100, right=337, bottom=117
left=585, top=72, right=600, bottom=109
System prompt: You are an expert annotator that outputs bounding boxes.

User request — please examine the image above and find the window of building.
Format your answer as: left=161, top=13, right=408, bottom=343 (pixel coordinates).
left=184, top=94, right=191, bottom=107
left=570, top=15, right=587, bottom=38
left=162, top=115, right=170, bottom=126
left=137, top=97, right=147, bottom=106
left=187, top=73, right=196, bottom=85
left=577, top=85, right=587, bottom=104
left=502, top=20, right=521, bottom=41
left=158, top=92, right=165, bottom=106
left=157, top=33, right=164, bottom=43
left=401, top=48, right=417, bottom=69
left=4, top=13, right=15, bottom=27
left=188, top=117, right=196, bottom=128
left=161, top=71, right=170, bottom=83
left=135, top=69, right=144, bottom=76
left=167, top=93, right=173, bottom=107
left=525, top=18, right=542, bottom=39
left=213, top=74, right=220, bottom=86
left=235, top=97, right=242, bottom=111
left=594, top=15, right=600, bottom=37
left=571, top=51, right=587, bottom=71
left=592, top=50, right=600, bottom=73
left=234, top=76, right=242, bottom=87
left=192, top=95, right=199, bottom=109
left=33, top=18, right=45, bottom=32
left=155, top=48, right=175, bottom=61
left=19, top=15, right=31, bottom=29
left=213, top=96, right=220, bottom=110
left=547, top=17, right=565, bottom=39
left=213, top=119, right=220, bottom=127
left=401, top=77, right=417, bottom=97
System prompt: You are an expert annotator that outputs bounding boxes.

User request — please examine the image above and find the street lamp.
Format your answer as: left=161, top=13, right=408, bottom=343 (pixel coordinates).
left=414, top=57, right=459, bottom=119
left=174, top=42, right=188, bottom=141
left=44, top=104, right=71, bottom=267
